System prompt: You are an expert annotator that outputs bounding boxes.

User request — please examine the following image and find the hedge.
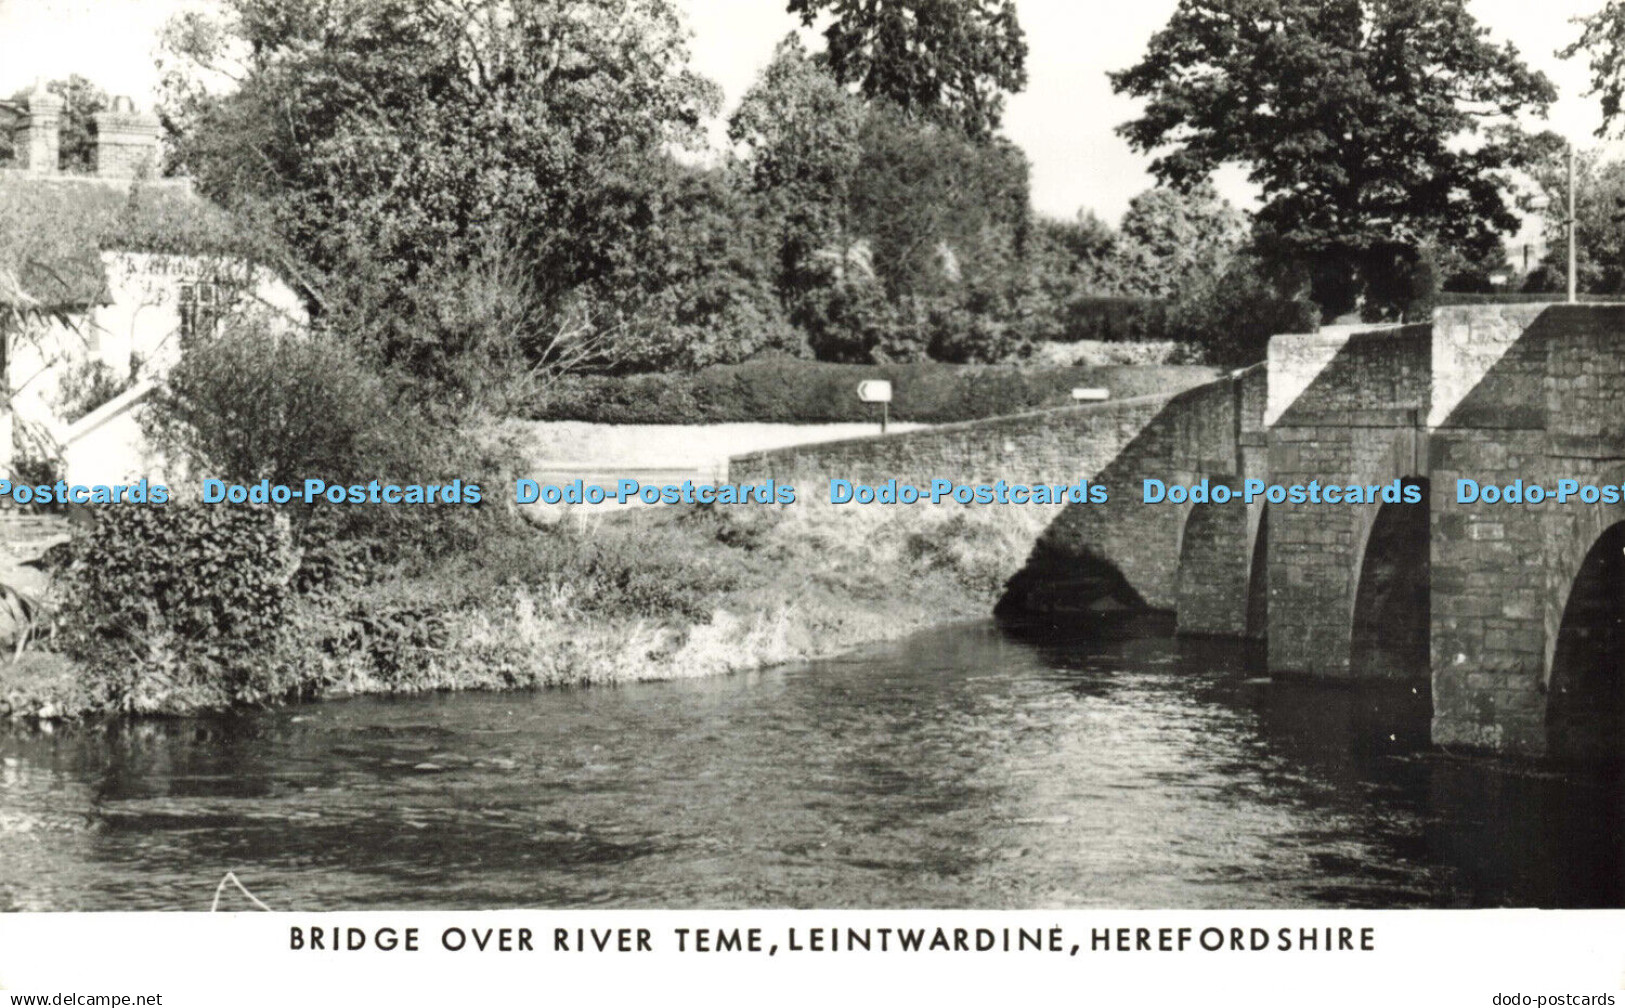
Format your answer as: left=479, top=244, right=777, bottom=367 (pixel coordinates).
left=1058, top=297, right=1171, bottom=343
left=1032, top=340, right=1196, bottom=367
left=1436, top=293, right=1625, bottom=305
left=525, top=359, right=1221, bottom=425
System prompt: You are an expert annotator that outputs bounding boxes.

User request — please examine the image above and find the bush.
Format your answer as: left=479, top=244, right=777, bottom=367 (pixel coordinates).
left=55, top=359, right=134, bottom=424
left=144, top=315, right=518, bottom=560
left=925, top=304, right=1029, bottom=364
left=1165, top=258, right=1320, bottom=365
left=53, top=504, right=300, bottom=710
left=793, top=277, right=934, bottom=364
left=525, top=358, right=1220, bottom=424
left=144, top=318, right=396, bottom=486
left=281, top=578, right=463, bottom=691
left=418, top=521, right=742, bottom=623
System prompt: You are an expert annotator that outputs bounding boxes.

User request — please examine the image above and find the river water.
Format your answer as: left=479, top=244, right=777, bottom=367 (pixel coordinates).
left=1, top=622, right=1619, bottom=911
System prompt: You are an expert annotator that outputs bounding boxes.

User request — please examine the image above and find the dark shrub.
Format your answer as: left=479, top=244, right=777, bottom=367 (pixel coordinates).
left=143, top=318, right=395, bottom=487
left=53, top=504, right=299, bottom=710
left=144, top=315, right=518, bottom=561
left=1165, top=258, right=1320, bottom=365
left=1058, top=297, right=1170, bottom=342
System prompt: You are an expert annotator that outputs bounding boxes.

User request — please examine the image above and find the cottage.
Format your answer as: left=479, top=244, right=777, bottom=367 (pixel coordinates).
left=0, top=82, right=306, bottom=487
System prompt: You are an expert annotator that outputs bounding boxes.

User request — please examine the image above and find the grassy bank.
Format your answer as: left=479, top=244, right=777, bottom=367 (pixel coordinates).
left=0, top=497, right=1054, bottom=720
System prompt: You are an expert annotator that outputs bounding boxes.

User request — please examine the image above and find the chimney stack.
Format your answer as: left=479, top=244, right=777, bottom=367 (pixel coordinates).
left=19, top=80, right=64, bottom=174
left=93, top=96, right=160, bottom=180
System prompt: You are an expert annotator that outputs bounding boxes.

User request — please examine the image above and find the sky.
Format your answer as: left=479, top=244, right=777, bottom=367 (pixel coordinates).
left=2, top=0, right=1622, bottom=226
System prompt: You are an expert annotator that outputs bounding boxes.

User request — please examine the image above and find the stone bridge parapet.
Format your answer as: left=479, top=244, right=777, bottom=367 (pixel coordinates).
left=731, top=305, right=1625, bottom=758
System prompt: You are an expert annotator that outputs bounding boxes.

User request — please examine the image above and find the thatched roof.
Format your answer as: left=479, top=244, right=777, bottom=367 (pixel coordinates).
left=0, top=172, right=265, bottom=311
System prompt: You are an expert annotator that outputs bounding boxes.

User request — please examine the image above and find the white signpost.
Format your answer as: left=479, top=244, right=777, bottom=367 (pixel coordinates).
left=857, top=380, right=893, bottom=433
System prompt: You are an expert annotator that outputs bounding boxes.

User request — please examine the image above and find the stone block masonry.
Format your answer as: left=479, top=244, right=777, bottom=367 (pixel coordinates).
left=93, top=98, right=162, bottom=180
left=732, top=394, right=1177, bottom=598
left=730, top=305, right=1625, bottom=756
left=731, top=395, right=1170, bottom=493
left=7, top=88, right=160, bottom=180
left=734, top=373, right=1255, bottom=619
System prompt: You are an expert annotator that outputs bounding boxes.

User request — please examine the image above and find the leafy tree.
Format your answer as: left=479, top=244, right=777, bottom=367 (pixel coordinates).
left=145, top=317, right=397, bottom=488
left=848, top=103, right=1031, bottom=302
left=730, top=42, right=1033, bottom=364
left=729, top=36, right=866, bottom=303
left=1013, top=190, right=1246, bottom=345
left=778, top=108, right=1032, bottom=364
left=1165, top=254, right=1321, bottom=365
left=612, top=163, right=806, bottom=372
left=1111, top=183, right=1246, bottom=298
left=1111, top=0, right=1555, bottom=318
left=1428, top=236, right=1514, bottom=294
left=787, top=0, right=1027, bottom=138
left=1020, top=212, right=1120, bottom=335
left=1523, top=149, right=1625, bottom=294
left=1033, top=212, right=1116, bottom=271
left=1565, top=4, right=1625, bottom=133
left=159, top=0, right=720, bottom=375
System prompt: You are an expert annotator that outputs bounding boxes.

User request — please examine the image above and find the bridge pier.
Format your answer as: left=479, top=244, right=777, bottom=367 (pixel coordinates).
left=1173, top=485, right=1258, bottom=636
left=1427, top=429, right=1549, bottom=753
left=1263, top=327, right=1433, bottom=681
left=1425, top=306, right=1625, bottom=756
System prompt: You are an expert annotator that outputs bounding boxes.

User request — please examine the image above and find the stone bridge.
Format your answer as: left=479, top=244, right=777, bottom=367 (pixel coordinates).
left=731, top=304, right=1625, bottom=759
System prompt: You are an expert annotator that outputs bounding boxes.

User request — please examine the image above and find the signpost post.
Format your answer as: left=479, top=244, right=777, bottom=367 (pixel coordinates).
left=857, top=380, right=893, bottom=434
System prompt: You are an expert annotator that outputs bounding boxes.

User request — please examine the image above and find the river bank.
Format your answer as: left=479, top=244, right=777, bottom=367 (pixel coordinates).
left=0, top=498, right=1056, bottom=722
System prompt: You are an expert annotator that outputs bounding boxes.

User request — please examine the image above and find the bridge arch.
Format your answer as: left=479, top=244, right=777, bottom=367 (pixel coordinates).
left=1546, top=515, right=1625, bottom=760
left=1348, top=478, right=1431, bottom=680
left=1266, top=409, right=1427, bottom=678
left=1544, top=464, right=1625, bottom=687
left=994, top=536, right=1154, bottom=622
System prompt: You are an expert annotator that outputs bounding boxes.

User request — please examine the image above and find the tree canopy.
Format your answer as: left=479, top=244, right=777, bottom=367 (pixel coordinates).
left=143, top=0, right=1325, bottom=379
left=728, top=39, right=1035, bottom=363
left=1521, top=149, right=1625, bottom=294
left=157, top=0, right=730, bottom=382
left=163, top=4, right=713, bottom=290
left=729, top=36, right=866, bottom=301
left=1111, top=184, right=1246, bottom=299
left=786, top=0, right=1027, bottom=138
left=1111, top=0, right=1555, bottom=317
left=1566, top=3, right=1625, bottom=135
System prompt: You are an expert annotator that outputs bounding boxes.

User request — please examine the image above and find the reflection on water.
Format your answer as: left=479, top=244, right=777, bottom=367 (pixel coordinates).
left=0, top=622, right=1619, bottom=910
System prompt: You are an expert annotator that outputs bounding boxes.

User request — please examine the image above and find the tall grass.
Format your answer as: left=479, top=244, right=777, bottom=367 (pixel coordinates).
left=279, top=496, right=1041, bottom=703
left=5, top=494, right=1047, bottom=718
